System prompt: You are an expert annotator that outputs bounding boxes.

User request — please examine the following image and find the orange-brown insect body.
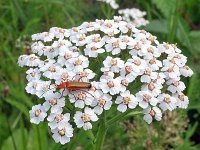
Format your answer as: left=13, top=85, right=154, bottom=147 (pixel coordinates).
left=56, top=81, right=91, bottom=91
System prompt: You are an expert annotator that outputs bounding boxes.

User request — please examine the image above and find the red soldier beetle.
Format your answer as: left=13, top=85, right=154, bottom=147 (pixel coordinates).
left=56, top=80, right=94, bottom=99
left=56, top=81, right=91, bottom=91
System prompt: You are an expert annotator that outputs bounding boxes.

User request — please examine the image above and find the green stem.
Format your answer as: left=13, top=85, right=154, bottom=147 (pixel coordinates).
left=168, top=0, right=180, bottom=43
left=86, top=130, right=96, bottom=144
left=106, top=110, right=142, bottom=127
left=95, top=122, right=107, bottom=150
left=6, top=117, right=17, bottom=150
left=95, top=112, right=107, bottom=150
left=36, top=126, right=42, bottom=150
left=11, top=0, right=27, bottom=25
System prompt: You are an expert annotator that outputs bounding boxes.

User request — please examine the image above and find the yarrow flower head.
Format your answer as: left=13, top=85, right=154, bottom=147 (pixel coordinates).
left=118, top=8, right=149, bottom=27
left=18, top=16, right=193, bottom=144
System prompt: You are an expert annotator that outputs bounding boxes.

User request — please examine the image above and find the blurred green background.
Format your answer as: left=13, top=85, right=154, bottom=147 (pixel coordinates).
left=0, top=0, right=200, bottom=149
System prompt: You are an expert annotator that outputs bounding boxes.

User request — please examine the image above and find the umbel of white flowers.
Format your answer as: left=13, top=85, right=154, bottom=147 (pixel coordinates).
left=118, top=8, right=149, bottom=27
left=97, top=0, right=149, bottom=27
left=18, top=16, right=193, bottom=145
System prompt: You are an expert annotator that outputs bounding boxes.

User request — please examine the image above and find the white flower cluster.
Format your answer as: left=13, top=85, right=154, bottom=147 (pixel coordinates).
left=118, top=8, right=149, bottom=27
left=18, top=16, right=193, bottom=144
left=97, top=0, right=148, bottom=27
left=97, top=0, right=119, bottom=9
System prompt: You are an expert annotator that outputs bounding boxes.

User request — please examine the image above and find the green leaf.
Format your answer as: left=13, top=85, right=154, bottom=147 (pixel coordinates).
left=187, top=73, right=200, bottom=110
left=0, top=114, right=10, bottom=147
left=27, top=124, right=49, bottom=150
left=189, top=31, right=200, bottom=54
left=177, top=19, right=190, bottom=47
left=1, top=128, right=28, bottom=150
left=152, top=0, right=176, bottom=18
left=145, top=19, right=168, bottom=34
left=6, top=98, right=29, bottom=118
left=185, top=122, right=198, bottom=140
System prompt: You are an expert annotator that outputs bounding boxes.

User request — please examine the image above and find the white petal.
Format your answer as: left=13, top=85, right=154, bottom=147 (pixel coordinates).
left=117, top=104, right=127, bottom=112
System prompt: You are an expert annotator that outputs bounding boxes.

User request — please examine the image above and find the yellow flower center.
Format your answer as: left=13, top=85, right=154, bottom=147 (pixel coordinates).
left=82, top=114, right=91, bottom=122
left=35, top=109, right=41, bottom=117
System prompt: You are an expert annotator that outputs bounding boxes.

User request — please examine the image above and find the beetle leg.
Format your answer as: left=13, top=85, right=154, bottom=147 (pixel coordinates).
left=59, top=87, right=66, bottom=98
left=78, top=89, right=95, bottom=98
left=78, top=77, right=83, bottom=82
left=69, top=90, right=77, bottom=101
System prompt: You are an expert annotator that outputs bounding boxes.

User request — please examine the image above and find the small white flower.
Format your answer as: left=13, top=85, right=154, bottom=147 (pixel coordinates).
left=54, top=68, right=76, bottom=85
left=70, top=33, right=87, bottom=46
left=84, top=44, right=105, bottom=57
left=117, top=20, right=130, bottom=34
left=143, top=106, right=162, bottom=124
left=32, top=32, right=54, bottom=42
left=100, top=71, right=114, bottom=81
left=43, top=64, right=61, bottom=79
left=48, top=110, right=70, bottom=130
left=136, top=91, right=159, bottom=109
left=91, top=90, right=112, bottom=115
left=29, top=104, right=47, bottom=124
left=127, top=56, right=147, bottom=75
left=68, top=55, right=89, bottom=72
left=167, top=78, right=186, bottom=94
left=161, top=62, right=180, bottom=79
left=141, top=82, right=162, bottom=97
left=42, top=32, right=55, bottom=42
left=158, top=42, right=175, bottom=54
left=52, top=39, right=72, bottom=51
left=84, top=34, right=106, bottom=57
left=89, top=82, right=104, bottom=98
left=36, top=81, right=55, bottom=98
left=180, top=65, right=193, bottom=77
left=115, top=90, right=138, bottom=112
left=101, top=56, right=124, bottom=73
left=52, top=124, right=73, bottom=144
left=147, top=57, right=162, bottom=71
left=57, top=48, right=80, bottom=67
left=167, top=53, right=187, bottom=67
left=81, top=22, right=96, bottom=32
left=43, top=92, right=65, bottom=112
left=43, top=46, right=59, bottom=59
left=140, top=46, right=161, bottom=59
left=39, top=59, right=56, bottom=71
left=26, top=68, right=41, bottom=81
left=120, top=62, right=137, bottom=82
left=31, top=41, right=45, bottom=56
left=18, top=55, right=29, bottom=67
left=100, top=20, right=119, bottom=35
left=74, top=107, right=98, bottom=130
left=140, top=68, right=157, bottom=83
left=127, top=40, right=142, bottom=56
left=174, top=92, right=189, bottom=109
left=105, top=37, right=126, bottom=55
left=158, top=93, right=177, bottom=111
left=75, top=69, right=96, bottom=82
left=115, top=76, right=130, bottom=92
left=25, top=80, right=39, bottom=95
left=153, top=72, right=166, bottom=84
left=69, top=91, right=94, bottom=108
left=99, top=78, right=121, bottom=95
left=49, top=27, right=69, bottom=39
left=24, top=54, right=40, bottom=67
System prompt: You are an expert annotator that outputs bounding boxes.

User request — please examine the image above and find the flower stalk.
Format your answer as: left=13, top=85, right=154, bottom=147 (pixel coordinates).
left=106, top=110, right=142, bottom=127
left=95, top=112, right=107, bottom=150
